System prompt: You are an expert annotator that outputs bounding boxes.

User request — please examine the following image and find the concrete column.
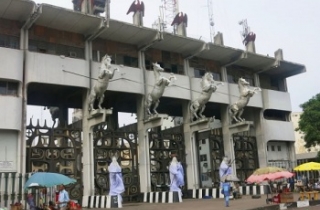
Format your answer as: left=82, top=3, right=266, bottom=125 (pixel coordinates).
left=19, top=28, right=29, bottom=174
left=176, top=24, right=187, bottom=37
left=137, top=96, right=151, bottom=192
left=133, top=12, right=143, bottom=26
left=82, top=39, right=94, bottom=196
left=220, top=105, right=237, bottom=177
left=274, top=49, right=283, bottom=60
left=254, top=110, right=268, bottom=168
left=182, top=101, right=199, bottom=189
left=246, top=41, right=256, bottom=53
left=82, top=90, right=95, bottom=196
left=221, top=67, right=228, bottom=82
left=214, top=32, right=224, bottom=45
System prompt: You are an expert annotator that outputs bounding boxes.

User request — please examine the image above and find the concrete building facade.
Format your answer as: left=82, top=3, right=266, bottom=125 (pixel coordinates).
left=292, top=112, right=320, bottom=154
left=0, top=0, right=306, bottom=202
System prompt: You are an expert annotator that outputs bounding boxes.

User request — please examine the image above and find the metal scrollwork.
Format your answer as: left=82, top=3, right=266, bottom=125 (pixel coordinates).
left=26, top=120, right=82, bottom=201
left=93, top=123, right=139, bottom=200
left=233, top=135, right=259, bottom=181
left=148, top=126, right=186, bottom=191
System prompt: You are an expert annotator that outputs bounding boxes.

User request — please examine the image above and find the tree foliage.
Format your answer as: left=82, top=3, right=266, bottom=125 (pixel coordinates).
left=297, top=93, right=320, bottom=148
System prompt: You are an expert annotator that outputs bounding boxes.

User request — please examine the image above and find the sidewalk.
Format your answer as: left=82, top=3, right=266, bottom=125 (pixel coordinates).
left=85, top=193, right=320, bottom=210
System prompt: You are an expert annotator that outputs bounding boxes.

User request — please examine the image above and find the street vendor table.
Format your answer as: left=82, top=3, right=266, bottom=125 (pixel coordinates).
left=299, top=191, right=319, bottom=200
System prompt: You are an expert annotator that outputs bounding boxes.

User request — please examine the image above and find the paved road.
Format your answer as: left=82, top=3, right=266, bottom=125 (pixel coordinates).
left=117, top=194, right=319, bottom=210
left=85, top=194, right=320, bottom=210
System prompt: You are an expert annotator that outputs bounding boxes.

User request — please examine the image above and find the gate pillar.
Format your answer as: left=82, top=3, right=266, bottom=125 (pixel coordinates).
left=182, top=102, right=215, bottom=190
left=137, top=97, right=169, bottom=192
left=221, top=105, right=253, bottom=178
left=82, top=91, right=112, bottom=197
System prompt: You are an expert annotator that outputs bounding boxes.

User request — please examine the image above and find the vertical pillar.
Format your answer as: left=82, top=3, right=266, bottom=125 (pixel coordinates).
left=82, top=90, right=95, bottom=196
left=246, top=41, right=256, bottom=53
left=182, top=101, right=199, bottom=189
left=137, top=96, right=151, bottom=192
left=254, top=111, right=267, bottom=168
left=133, top=12, right=143, bottom=26
left=220, top=105, right=237, bottom=177
left=214, top=32, right=224, bottom=45
left=19, top=28, right=28, bottom=174
left=178, top=24, right=187, bottom=36
left=82, top=39, right=94, bottom=196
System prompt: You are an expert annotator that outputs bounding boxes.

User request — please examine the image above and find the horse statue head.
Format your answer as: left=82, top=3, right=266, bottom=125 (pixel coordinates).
left=152, top=62, right=164, bottom=72
left=238, top=77, right=250, bottom=87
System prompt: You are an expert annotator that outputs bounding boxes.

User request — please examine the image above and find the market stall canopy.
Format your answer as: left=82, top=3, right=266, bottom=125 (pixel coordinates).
left=294, top=162, right=320, bottom=171
left=246, top=167, right=294, bottom=184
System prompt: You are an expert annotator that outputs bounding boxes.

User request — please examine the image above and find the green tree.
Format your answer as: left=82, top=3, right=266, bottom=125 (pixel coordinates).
left=297, top=93, right=320, bottom=149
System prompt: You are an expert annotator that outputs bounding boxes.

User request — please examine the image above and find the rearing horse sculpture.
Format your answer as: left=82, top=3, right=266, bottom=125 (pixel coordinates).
left=190, top=72, right=223, bottom=122
left=146, top=63, right=176, bottom=116
left=229, top=78, right=261, bottom=123
left=88, top=55, right=119, bottom=111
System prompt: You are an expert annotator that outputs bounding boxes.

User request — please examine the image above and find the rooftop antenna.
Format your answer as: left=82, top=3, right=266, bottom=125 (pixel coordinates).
left=207, top=0, right=215, bottom=42
left=161, top=0, right=179, bottom=33
left=239, top=19, right=249, bottom=39
left=239, top=19, right=256, bottom=52
left=152, top=5, right=166, bottom=32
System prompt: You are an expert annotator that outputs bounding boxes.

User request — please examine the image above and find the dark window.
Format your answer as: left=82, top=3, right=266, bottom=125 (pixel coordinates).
left=271, top=146, right=275, bottom=151
left=0, top=80, right=18, bottom=96
left=29, top=40, right=85, bottom=59
left=263, top=109, right=289, bottom=121
left=0, top=34, right=20, bottom=49
left=277, top=146, right=281, bottom=151
left=194, top=68, right=206, bottom=78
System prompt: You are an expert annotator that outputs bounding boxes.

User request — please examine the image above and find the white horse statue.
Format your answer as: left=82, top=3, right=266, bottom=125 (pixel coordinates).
left=229, top=78, right=261, bottom=123
left=88, top=55, right=119, bottom=111
left=145, top=63, right=176, bottom=116
left=190, top=72, right=223, bottom=122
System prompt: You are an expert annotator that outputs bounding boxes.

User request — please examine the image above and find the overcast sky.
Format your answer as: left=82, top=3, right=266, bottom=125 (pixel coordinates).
left=29, top=0, right=319, bottom=117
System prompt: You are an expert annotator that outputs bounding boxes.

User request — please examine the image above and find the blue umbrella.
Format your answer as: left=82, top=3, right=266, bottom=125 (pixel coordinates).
left=24, top=172, right=77, bottom=189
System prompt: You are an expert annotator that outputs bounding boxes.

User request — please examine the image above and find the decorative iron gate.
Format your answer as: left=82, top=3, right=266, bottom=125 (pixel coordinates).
left=26, top=122, right=83, bottom=201
left=93, top=123, right=139, bottom=200
left=148, top=125, right=186, bottom=191
left=196, top=129, right=224, bottom=188
left=233, top=135, right=259, bottom=182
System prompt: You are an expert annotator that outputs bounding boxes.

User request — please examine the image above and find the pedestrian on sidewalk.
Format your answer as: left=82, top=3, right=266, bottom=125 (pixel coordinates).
left=222, top=181, right=231, bottom=207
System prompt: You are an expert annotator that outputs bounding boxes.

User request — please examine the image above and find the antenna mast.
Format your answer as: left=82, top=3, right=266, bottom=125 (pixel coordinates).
left=161, top=0, right=179, bottom=31
left=207, top=0, right=215, bottom=42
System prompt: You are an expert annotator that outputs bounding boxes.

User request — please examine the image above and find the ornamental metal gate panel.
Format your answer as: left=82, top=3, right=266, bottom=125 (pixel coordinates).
left=148, top=125, right=186, bottom=191
left=196, top=129, right=224, bottom=188
left=26, top=122, right=83, bottom=201
left=233, top=135, right=259, bottom=182
left=93, top=123, right=139, bottom=201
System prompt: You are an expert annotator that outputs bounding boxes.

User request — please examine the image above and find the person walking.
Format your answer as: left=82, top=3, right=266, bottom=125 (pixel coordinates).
left=222, top=182, right=231, bottom=207
left=56, top=185, right=70, bottom=210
